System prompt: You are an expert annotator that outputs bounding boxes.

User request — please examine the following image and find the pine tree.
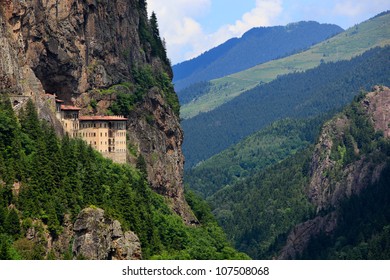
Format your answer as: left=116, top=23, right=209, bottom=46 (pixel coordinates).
left=0, top=234, right=11, bottom=260
left=19, top=99, right=41, bottom=141
left=150, top=12, right=161, bottom=41
left=4, top=208, right=21, bottom=237
left=0, top=206, right=6, bottom=233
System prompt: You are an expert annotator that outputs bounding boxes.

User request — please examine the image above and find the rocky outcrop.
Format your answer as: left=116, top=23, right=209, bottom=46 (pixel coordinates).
left=309, top=86, right=390, bottom=213
left=126, top=88, right=197, bottom=224
left=308, top=118, right=385, bottom=213
left=278, top=212, right=337, bottom=259
left=365, top=86, right=390, bottom=138
left=72, top=207, right=141, bottom=260
left=279, top=86, right=390, bottom=259
left=0, top=3, right=44, bottom=96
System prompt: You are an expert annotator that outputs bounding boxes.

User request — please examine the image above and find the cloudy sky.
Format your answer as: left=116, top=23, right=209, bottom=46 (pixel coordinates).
left=147, top=0, right=389, bottom=64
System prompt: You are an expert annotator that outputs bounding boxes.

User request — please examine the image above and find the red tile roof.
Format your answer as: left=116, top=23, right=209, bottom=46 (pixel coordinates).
left=79, top=116, right=128, bottom=121
left=61, top=105, right=81, bottom=111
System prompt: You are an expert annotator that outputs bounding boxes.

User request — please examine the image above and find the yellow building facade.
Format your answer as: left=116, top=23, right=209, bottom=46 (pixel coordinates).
left=78, top=116, right=127, bottom=164
left=56, top=99, right=127, bottom=164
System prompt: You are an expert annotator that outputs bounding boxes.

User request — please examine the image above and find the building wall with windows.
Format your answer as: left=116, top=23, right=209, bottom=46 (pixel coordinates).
left=55, top=99, right=127, bottom=164
left=78, top=116, right=128, bottom=164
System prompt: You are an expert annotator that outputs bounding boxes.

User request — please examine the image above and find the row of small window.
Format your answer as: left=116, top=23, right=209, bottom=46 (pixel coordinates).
left=81, top=132, right=126, bottom=138
left=88, top=141, right=126, bottom=146
left=82, top=123, right=108, bottom=129
left=65, top=122, right=79, bottom=129
left=83, top=132, right=100, bottom=137
left=81, top=123, right=126, bottom=129
left=99, top=149, right=127, bottom=153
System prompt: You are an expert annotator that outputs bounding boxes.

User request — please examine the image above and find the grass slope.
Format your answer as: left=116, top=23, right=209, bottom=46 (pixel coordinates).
left=181, top=11, right=390, bottom=120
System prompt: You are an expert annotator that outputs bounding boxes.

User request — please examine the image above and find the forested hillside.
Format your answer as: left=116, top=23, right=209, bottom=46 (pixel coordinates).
left=173, top=21, right=342, bottom=90
left=206, top=88, right=390, bottom=259
left=180, top=11, right=390, bottom=120
left=0, top=98, right=248, bottom=260
left=183, top=46, right=390, bottom=168
left=185, top=116, right=327, bottom=198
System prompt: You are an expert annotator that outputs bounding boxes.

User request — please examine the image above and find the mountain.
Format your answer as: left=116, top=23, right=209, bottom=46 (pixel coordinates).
left=182, top=46, right=390, bottom=168
left=207, top=86, right=390, bottom=259
left=185, top=116, right=327, bottom=198
left=0, top=0, right=247, bottom=260
left=173, top=21, right=343, bottom=91
left=180, top=11, right=390, bottom=120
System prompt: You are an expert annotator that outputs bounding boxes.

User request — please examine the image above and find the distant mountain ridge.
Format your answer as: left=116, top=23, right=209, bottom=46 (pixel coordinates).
left=173, top=21, right=343, bottom=90
left=180, top=11, right=390, bottom=120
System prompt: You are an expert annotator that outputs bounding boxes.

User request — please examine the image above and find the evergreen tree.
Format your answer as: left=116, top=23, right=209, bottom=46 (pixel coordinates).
left=4, top=208, right=21, bottom=237
left=150, top=12, right=161, bottom=41
left=0, top=235, right=11, bottom=260
left=0, top=206, right=6, bottom=233
left=19, top=99, right=41, bottom=141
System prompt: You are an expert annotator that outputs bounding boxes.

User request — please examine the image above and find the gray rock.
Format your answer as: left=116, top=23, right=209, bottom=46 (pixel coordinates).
left=72, top=207, right=141, bottom=260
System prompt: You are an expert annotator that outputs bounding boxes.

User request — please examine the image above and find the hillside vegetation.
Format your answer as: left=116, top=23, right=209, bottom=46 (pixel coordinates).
left=185, top=116, right=327, bottom=198
left=182, top=46, right=390, bottom=168
left=206, top=90, right=390, bottom=259
left=180, top=11, right=390, bottom=120
left=173, top=21, right=342, bottom=91
left=0, top=99, right=248, bottom=260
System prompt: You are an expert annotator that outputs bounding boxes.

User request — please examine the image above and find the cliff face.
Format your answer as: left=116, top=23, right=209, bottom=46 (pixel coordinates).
left=0, top=0, right=194, bottom=222
left=126, top=88, right=195, bottom=223
left=4, top=0, right=147, bottom=100
left=279, top=86, right=390, bottom=259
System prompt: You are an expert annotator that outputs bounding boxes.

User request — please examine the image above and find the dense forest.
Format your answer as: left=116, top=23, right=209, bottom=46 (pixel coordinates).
left=182, top=46, right=390, bottom=168
left=301, top=164, right=390, bottom=259
left=185, top=115, right=328, bottom=198
left=173, top=21, right=343, bottom=90
left=0, top=98, right=248, bottom=260
left=205, top=94, right=390, bottom=259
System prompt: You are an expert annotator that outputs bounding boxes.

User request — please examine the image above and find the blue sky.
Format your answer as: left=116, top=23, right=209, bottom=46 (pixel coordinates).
left=148, top=0, right=389, bottom=64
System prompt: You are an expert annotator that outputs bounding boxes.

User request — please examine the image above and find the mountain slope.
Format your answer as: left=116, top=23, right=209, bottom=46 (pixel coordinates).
left=185, top=116, right=326, bottom=198
left=182, top=46, right=390, bottom=168
left=0, top=99, right=248, bottom=260
left=181, top=11, right=390, bottom=120
left=173, top=21, right=343, bottom=91
left=208, top=87, right=390, bottom=259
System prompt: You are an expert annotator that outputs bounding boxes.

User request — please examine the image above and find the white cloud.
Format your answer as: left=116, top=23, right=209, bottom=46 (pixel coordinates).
left=226, top=0, right=283, bottom=36
left=148, top=0, right=211, bottom=63
left=148, top=0, right=283, bottom=63
left=333, top=0, right=389, bottom=17
left=186, top=0, right=283, bottom=62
